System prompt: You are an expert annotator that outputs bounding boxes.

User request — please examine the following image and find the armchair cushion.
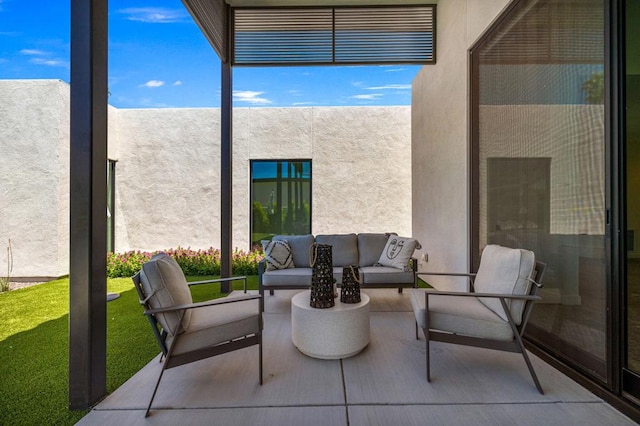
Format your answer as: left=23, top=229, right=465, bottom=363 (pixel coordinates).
left=474, top=245, right=535, bottom=324
left=316, top=233, right=359, bottom=267
left=171, top=297, right=262, bottom=356
left=139, top=253, right=193, bottom=336
left=274, top=234, right=315, bottom=268
left=410, top=290, right=514, bottom=341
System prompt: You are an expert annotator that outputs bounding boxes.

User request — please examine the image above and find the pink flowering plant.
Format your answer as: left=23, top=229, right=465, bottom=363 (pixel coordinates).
left=107, top=246, right=264, bottom=278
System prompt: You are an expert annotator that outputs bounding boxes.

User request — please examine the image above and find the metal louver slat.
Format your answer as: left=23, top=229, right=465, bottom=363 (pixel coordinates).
left=234, top=8, right=333, bottom=64
left=182, top=0, right=228, bottom=63
left=232, top=6, right=436, bottom=66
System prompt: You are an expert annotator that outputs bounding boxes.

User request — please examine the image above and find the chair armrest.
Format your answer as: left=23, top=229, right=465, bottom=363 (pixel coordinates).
left=188, top=276, right=248, bottom=293
left=421, top=288, right=540, bottom=302
left=417, top=271, right=476, bottom=291
left=146, top=293, right=262, bottom=315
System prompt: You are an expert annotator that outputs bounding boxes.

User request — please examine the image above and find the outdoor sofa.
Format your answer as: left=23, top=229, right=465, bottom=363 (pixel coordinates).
left=258, top=233, right=420, bottom=299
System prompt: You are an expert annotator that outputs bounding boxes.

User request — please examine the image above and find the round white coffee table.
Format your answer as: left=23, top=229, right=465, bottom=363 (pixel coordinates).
left=291, top=290, right=370, bottom=359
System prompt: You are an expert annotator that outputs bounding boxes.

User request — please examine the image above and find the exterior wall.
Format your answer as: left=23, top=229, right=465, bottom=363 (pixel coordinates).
left=0, top=80, right=70, bottom=278
left=115, top=105, right=412, bottom=252
left=0, top=79, right=411, bottom=277
left=411, top=0, right=510, bottom=290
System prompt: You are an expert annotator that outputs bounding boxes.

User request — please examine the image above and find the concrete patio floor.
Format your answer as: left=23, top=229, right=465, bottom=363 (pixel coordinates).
left=78, top=290, right=635, bottom=425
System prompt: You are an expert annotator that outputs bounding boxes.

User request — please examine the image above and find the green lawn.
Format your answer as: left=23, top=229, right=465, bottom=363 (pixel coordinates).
left=0, top=275, right=258, bottom=426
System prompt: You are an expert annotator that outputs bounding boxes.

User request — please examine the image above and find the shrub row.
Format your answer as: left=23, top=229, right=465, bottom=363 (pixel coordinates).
left=107, top=246, right=264, bottom=278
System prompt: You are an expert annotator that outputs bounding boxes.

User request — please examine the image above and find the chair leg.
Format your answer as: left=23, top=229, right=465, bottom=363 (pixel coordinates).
left=425, top=328, right=430, bottom=382
left=398, top=287, right=403, bottom=293
left=259, top=333, right=263, bottom=386
left=415, top=321, right=419, bottom=340
left=146, top=351, right=172, bottom=417
left=515, top=333, right=543, bottom=394
left=269, top=289, right=274, bottom=296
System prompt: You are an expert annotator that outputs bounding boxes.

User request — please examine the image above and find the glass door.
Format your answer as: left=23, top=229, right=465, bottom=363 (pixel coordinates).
left=470, top=0, right=609, bottom=382
left=623, top=0, right=640, bottom=399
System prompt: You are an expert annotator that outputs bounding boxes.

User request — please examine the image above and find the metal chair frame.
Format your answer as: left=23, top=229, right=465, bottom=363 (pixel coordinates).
left=133, top=274, right=263, bottom=417
left=415, top=261, right=546, bottom=393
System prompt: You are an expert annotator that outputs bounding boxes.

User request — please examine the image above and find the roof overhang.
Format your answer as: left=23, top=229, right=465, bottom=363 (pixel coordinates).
left=182, top=0, right=437, bottom=66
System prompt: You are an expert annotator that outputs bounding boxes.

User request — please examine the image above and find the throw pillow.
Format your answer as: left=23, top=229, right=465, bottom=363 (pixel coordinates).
left=261, top=240, right=295, bottom=271
left=376, top=236, right=421, bottom=271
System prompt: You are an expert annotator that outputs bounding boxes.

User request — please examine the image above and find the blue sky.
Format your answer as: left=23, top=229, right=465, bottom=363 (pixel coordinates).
left=0, top=0, right=421, bottom=108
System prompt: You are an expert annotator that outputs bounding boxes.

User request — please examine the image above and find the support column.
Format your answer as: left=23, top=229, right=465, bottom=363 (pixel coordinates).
left=69, top=0, right=108, bottom=409
left=220, top=61, right=233, bottom=292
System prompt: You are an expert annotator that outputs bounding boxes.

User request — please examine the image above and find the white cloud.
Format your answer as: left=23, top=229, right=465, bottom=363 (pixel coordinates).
left=30, top=57, right=68, bottom=67
left=351, top=94, right=383, bottom=100
left=233, top=90, right=272, bottom=105
left=118, top=8, right=188, bottom=24
left=366, top=84, right=411, bottom=90
left=384, top=68, right=407, bottom=73
left=140, top=80, right=165, bottom=88
left=292, top=102, right=313, bottom=106
left=173, top=80, right=183, bottom=86
left=20, top=49, right=46, bottom=55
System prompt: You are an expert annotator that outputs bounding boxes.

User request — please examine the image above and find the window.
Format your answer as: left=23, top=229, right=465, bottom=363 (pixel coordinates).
left=107, top=159, right=116, bottom=253
left=250, top=160, right=311, bottom=246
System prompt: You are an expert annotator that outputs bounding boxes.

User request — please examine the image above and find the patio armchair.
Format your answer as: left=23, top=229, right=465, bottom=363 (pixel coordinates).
left=410, top=245, right=546, bottom=393
left=133, top=252, right=263, bottom=417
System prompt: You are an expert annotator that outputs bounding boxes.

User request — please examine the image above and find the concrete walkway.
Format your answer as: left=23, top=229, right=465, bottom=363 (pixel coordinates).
left=77, top=290, right=635, bottom=425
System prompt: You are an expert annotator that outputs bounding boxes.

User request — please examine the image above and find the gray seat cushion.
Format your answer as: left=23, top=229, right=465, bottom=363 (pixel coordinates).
left=410, top=289, right=514, bottom=341
left=360, top=266, right=415, bottom=284
left=316, top=234, right=359, bottom=267
left=172, top=297, right=261, bottom=356
left=357, top=233, right=391, bottom=267
left=262, top=267, right=313, bottom=287
left=474, top=245, right=535, bottom=324
left=274, top=234, right=315, bottom=268
left=140, top=253, right=192, bottom=336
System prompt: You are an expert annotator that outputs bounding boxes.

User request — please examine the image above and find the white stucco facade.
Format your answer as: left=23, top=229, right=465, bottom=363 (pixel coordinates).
left=411, top=0, right=510, bottom=289
left=0, top=79, right=411, bottom=278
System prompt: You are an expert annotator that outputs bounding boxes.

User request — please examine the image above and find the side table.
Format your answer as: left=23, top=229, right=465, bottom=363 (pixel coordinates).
left=291, top=290, right=370, bottom=359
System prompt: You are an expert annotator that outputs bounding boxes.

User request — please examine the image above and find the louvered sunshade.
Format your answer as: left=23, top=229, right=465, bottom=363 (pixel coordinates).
left=480, top=0, right=603, bottom=64
left=232, top=6, right=436, bottom=65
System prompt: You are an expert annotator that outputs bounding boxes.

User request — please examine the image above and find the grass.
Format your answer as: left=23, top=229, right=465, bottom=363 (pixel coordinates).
left=0, top=275, right=258, bottom=426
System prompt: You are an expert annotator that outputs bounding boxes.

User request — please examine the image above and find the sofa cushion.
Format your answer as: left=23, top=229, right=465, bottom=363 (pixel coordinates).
left=360, top=266, right=415, bottom=285
left=261, top=239, right=295, bottom=271
left=274, top=234, right=315, bottom=268
left=139, top=252, right=192, bottom=336
left=358, top=233, right=391, bottom=267
left=377, top=236, right=420, bottom=271
left=474, top=245, right=535, bottom=324
left=262, top=268, right=313, bottom=287
left=316, top=234, right=359, bottom=267
left=410, top=289, right=514, bottom=341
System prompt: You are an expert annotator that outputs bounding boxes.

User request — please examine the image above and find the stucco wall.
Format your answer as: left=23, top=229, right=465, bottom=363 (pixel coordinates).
left=115, top=105, right=412, bottom=252
left=0, top=79, right=411, bottom=277
left=411, top=0, right=510, bottom=290
left=0, top=80, right=70, bottom=278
